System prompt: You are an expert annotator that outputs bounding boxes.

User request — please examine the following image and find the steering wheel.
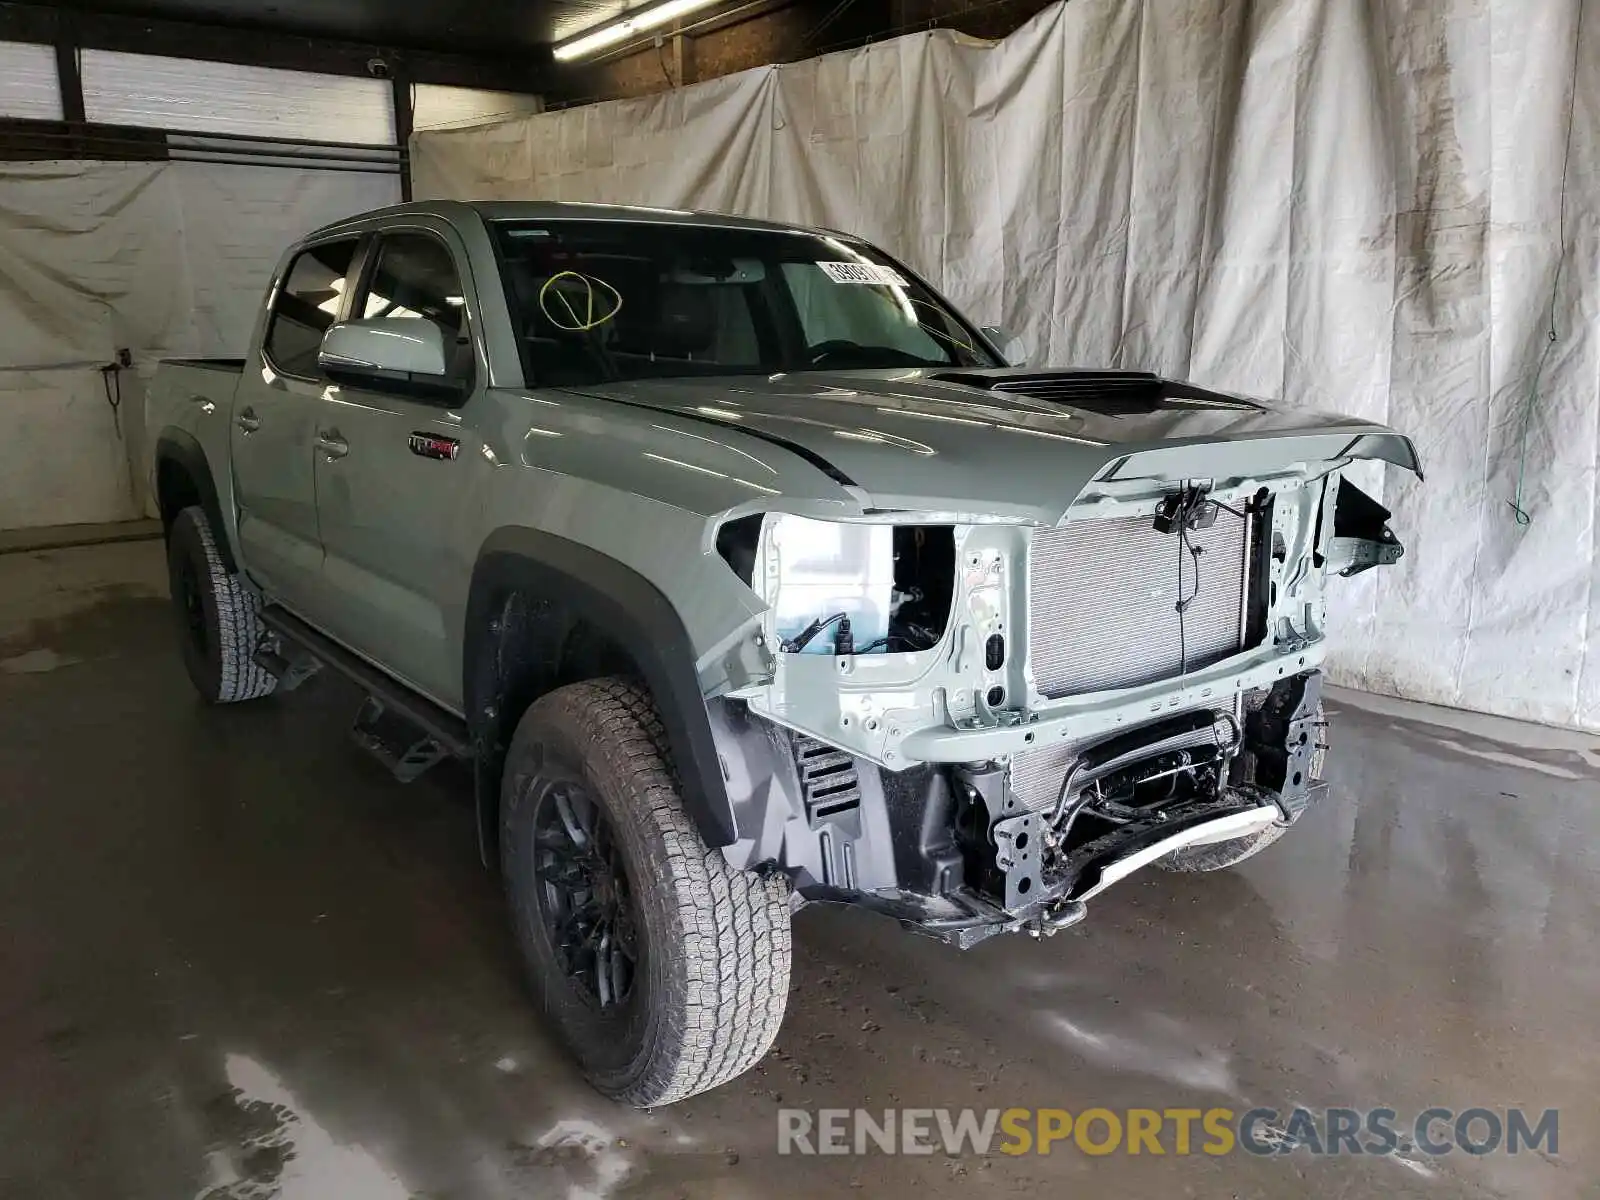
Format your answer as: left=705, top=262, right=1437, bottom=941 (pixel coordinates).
left=807, top=339, right=867, bottom=367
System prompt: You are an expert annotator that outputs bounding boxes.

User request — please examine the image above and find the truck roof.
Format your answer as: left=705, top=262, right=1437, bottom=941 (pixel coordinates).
left=306, top=198, right=833, bottom=240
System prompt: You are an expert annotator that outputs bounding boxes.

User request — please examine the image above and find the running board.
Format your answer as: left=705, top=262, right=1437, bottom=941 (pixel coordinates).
left=258, top=605, right=472, bottom=765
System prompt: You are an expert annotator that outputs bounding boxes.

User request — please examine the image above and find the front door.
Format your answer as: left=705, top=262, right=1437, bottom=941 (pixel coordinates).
left=312, top=226, right=481, bottom=710
left=231, top=235, right=361, bottom=614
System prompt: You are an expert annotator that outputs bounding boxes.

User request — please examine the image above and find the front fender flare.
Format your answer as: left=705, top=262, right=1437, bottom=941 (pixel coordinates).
left=464, top=528, right=737, bottom=863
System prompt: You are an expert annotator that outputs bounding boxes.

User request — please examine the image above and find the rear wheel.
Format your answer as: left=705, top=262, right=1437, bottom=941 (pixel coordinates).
left=502, top=677, right=791, bottom=1107
left=1158, top=701, right=1328, bottom=873
left=165, top=506, right=276, bottom=704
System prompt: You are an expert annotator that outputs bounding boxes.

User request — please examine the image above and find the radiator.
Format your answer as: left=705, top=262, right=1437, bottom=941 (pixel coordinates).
left=1027, top=508, right=1250, bottom=700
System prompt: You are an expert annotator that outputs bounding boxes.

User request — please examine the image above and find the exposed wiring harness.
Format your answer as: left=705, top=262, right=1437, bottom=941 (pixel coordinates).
left=856, top=623, right=941, bottom=655
left=1175, top=523, right=1204, bottom=672
left=1156, top=485, right=1219, bottom=674
left=782, top=612, right=850, bottom=654
left=1049, top=712, right=1242, bottom=847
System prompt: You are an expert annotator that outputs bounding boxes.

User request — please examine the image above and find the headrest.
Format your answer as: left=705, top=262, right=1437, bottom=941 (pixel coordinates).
left=508, top=262, right=552, bottom=323
left=613, top=283, right=716, bottom=358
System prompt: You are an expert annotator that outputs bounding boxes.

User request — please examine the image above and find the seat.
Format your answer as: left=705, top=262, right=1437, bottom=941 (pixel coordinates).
left=611, top=283, right=716, bottom=361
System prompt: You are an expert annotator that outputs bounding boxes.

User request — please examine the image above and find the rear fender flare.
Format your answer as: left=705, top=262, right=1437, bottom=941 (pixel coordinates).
left=464, top=529, right=737, bottom=863
left=153, top=430, right=237, bottom=572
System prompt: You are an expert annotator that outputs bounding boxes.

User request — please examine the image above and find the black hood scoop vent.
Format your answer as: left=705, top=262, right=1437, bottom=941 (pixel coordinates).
left=929, top=369, right=1261, bottom=416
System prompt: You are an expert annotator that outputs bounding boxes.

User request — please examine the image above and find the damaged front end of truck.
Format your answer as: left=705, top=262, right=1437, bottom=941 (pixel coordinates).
left=701, top=386, right=1419, bottom=948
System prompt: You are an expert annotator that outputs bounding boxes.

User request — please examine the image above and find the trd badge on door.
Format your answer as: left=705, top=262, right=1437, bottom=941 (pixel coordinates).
left=409, top=432, right=460, bottom=461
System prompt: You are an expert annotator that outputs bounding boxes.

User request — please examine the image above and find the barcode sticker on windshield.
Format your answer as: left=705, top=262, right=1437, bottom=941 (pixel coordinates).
left=818, top=261, right=907, bottom=286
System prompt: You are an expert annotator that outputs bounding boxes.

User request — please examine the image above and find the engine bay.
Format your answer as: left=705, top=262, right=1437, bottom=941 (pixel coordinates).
left=709, top=469, right=1396, bottom=946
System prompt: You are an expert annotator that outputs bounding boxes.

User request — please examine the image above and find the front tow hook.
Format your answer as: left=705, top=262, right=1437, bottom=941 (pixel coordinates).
left=1028, top=901, right=1087, bottom=938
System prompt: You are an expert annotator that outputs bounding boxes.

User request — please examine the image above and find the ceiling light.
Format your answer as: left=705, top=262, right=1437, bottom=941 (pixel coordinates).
left=553, top=0, right=722, bottom=61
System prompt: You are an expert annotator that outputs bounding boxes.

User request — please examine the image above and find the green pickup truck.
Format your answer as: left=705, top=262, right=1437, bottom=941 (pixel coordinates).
left=146, top=199, right=1419, bottom=1106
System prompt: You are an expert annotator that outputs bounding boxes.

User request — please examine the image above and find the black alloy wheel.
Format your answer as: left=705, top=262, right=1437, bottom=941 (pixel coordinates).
left=173, top=548, right=209, bottom=659
left=533, top=779, right=639, bottom=1011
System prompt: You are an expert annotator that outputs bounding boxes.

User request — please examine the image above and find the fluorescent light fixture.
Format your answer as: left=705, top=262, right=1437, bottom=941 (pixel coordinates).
left=553, top=0, right=720, bottom=61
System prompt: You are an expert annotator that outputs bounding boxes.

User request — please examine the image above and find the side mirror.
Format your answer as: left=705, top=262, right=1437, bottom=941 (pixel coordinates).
left=980, top=324, right=1032, bottom=368
left=318, top=319, right=461, bottom=398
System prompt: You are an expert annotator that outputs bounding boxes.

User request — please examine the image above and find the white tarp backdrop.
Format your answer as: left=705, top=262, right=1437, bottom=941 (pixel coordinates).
left=413, top=0, right=1599, bottom=733
left=0, top=160, right=398, bottom=529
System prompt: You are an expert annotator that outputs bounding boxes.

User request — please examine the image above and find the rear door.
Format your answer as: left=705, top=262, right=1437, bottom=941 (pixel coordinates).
left=232, top=235, right=362, bottom=612
left=311, top=225, right=481, bottom=709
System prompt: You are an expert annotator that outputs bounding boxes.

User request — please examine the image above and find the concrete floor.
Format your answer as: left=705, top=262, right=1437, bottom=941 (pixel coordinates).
left=1, top=542, right=1596, bottom=1200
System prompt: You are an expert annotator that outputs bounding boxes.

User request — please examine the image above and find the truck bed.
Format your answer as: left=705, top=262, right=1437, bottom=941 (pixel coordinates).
left=144, top=359, right=247, bottom=530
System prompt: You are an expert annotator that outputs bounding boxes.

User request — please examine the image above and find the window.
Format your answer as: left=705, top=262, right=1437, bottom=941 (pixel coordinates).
left=783, top=262, right=953, bottom=362
left=0, top=41, right=62, bottom=120
left=411, top=85, right=542, bottom=130
left=493, top=221, right=996, bottom=387
left=80, top=50, right=395, bottom=144
left=263, top=239, right=359, bottom=378
left=361, top=234, right=472, bottom=381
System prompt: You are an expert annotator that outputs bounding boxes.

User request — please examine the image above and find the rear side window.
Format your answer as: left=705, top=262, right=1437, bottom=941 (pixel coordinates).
left=360, top=233, right=472, bottom=381
left=264, top=238, right=359, bottom=378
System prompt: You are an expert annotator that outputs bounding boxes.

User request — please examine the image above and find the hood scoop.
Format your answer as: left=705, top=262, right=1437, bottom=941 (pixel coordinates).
left=929, top=369, right=1262, bottom=416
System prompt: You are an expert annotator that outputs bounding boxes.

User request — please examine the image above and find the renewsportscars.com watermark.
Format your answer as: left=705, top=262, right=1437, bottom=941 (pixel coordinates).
left=777, top=1107, right=1559, bottom=1158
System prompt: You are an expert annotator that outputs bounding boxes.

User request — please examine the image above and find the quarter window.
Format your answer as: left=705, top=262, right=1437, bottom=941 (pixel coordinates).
left=263, top=238, right=359, bottom=378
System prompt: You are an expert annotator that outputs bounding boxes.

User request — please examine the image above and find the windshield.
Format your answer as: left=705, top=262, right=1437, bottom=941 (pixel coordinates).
left=493, top=219, right=1000, bottom=385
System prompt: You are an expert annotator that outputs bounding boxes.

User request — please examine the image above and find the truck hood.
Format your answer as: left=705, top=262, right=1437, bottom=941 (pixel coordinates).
left=562, top=368, right=1420, bottom=524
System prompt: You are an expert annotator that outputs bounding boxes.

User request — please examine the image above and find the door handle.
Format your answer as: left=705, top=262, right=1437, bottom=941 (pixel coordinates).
left=316, top=430, right=350, bottom=459
left=236, top=407, right=261, bottom=433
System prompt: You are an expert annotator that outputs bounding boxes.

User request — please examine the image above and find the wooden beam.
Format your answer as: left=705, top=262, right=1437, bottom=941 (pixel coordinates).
left=0, top=2, right=551, bottom=93
left=49, top=8, right=85, bottom=127
left=391, top=72, right=414, bottom=200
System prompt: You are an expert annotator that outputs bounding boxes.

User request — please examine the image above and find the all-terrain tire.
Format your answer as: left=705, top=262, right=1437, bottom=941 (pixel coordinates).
left=165, top=506, right=277, bottom=704
left=1158, top=701, right=1328, bottom=873
left=501, top=677, right=791, bottom=1107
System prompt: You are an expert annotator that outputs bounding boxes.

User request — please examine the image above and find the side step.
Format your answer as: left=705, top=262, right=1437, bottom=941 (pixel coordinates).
left=252, top=642, right=321, bottom=692
left=351, top=696, right=452, bottom=783
left=258, top=606, right=471, bottom=781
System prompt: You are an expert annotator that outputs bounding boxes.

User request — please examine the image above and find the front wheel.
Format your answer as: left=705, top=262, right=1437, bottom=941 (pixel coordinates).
left=501, top=678, right=791, bottom=1107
